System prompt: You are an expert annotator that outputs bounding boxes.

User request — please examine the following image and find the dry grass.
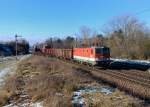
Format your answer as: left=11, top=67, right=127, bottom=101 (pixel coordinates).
left=4, top=76, right=19, bottom=95
left=24, top=57, right=81, bottom=107
left=82, top=90, right=142, bottom=107
left=1, top=55, right=148, bottom=107
left=0, top=90, right=9, bottom=106
left=16, top=56, right=81, bottom=107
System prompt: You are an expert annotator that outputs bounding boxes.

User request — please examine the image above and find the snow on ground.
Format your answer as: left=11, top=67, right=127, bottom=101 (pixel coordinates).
left=111, top=58, right=150, bottom=66
left=0, top=62, right=17, bottom=86
left=18, top=54, right=31, bottom=61
left=0, top=55, right=31, bottom=63
left=0, top=67, right=14, bottom=86
left=72, top=86, right=115, bottom=106
left=0, top=55, right=31, bottom=86
left=30, top=102, right=43, bottom=107
left=0, top=56, right=16, bottom=63
left=4, top=102, right=43, bottom=107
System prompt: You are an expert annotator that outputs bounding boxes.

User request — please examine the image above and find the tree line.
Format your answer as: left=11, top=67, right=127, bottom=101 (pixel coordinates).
left=0, top=39, right=30, bottom=56
left=42, top=15, right=150, bottom=60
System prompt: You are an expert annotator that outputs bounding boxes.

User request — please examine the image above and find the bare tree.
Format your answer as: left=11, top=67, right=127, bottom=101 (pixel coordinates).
left=79, top=26, right=92, bottom=47
left=103, top=15, right=150, bottom=59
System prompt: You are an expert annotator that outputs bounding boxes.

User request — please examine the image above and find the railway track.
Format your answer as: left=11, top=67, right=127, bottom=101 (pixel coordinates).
left=34, top=53, right=150, bottom=100
left=106, top=70, right=150, bottom=87
left=68, top=60, right=150, bottom=88
left=59, top=58, right=150, bottom=100
left=124, top=70, right=150, bottom=80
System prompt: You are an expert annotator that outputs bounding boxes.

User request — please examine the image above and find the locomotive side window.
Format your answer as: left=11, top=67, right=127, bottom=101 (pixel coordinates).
left=95, top=48, right=102, bottom=54
left=95, top=48, right=110, bottom=54
left=103, top=48, right=110, bottom=54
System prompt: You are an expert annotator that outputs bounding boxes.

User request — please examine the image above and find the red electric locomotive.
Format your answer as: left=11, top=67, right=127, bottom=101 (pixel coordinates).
left=73, top=47, right=110, bottom=65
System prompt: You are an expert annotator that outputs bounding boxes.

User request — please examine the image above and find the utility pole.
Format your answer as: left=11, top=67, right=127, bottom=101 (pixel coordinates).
left=15, top=34, right=22, bottom=60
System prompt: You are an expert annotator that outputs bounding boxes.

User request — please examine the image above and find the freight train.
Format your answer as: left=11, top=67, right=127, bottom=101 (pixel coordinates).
left=35, top=46, right=111, bottom=66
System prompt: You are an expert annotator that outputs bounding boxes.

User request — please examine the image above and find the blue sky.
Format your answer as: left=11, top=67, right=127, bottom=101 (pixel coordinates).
left=0, top=0, right=150, bottom=44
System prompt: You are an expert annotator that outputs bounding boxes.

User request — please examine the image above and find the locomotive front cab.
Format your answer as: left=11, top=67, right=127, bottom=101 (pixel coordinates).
left=94, top=47, right=110, bottom=65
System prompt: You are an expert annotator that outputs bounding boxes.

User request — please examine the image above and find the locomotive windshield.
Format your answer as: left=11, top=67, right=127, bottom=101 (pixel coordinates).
left=95, top=47, right=110, bottom=54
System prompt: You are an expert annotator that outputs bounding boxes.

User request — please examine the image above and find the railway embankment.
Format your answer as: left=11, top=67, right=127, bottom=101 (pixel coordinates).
left=1, top=55, right=149, bottom=107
